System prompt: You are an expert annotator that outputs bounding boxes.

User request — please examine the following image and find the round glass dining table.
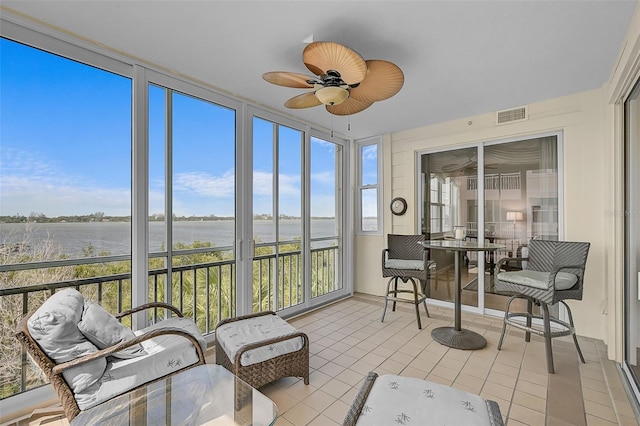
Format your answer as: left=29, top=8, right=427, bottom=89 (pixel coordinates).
left=420, top=239, right=505, bottom=350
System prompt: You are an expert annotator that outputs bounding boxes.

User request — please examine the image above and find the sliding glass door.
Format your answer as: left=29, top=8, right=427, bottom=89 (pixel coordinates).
left=624, top=78, right=640, bottom=400
left=249, top=110, right=347, bottom=316
left=483, top=136, right=559, bottom=312
left=420, top=147, right=479, bottom=309
left=419, top=133, right=561, bottom=313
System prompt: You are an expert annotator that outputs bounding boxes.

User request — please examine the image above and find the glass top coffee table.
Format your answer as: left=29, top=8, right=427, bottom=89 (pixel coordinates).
left=71, top=364, right=278, bottom=426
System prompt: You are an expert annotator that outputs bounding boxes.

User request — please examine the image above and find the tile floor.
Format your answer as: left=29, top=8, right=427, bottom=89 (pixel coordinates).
left=11, top=293, right=640, bottom=425
left=259, top=294, right=639, bottom=426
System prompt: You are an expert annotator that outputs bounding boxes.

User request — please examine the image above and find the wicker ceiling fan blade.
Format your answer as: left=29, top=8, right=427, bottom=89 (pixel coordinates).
left=284, top=92, right=323, bottom=109
left=262, top=71, right=316, bottom=88
left=349, top=60, right=405, bottom=103
left=303, top=41, right=367, bottom=85
left=326, top=97, right=373, bottom=116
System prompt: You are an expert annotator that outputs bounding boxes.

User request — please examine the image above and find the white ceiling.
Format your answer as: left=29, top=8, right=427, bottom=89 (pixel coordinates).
left=2, top=1, right=637, bottom=139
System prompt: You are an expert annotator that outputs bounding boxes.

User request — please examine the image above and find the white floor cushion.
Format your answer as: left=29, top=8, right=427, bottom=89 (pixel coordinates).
left=216, top=314, right=303, bottom=367
left=356, top=375, right=497, bottom=426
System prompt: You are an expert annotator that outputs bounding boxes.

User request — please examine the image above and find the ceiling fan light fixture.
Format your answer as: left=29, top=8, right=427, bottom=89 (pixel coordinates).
left=315, top=86, right=349, bottom=106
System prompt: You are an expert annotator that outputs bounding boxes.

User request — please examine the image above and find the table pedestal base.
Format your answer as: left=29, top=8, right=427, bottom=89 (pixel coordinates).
left=431, top=327, right=487, bottom=350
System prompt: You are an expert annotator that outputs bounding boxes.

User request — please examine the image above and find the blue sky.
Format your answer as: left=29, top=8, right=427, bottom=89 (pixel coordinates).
left=1, top=38, right=340, bottom=218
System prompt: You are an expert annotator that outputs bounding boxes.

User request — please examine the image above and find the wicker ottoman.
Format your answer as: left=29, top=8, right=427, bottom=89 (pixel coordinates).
left=214, top=311, right=309, bottom=390
left=344, top=372, right=504, bottom=426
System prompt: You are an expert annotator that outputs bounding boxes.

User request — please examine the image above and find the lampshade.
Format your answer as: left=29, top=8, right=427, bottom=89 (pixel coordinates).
left=506, top=211, right=524, bottom=221
left=315, top=86, right=349, bottom=106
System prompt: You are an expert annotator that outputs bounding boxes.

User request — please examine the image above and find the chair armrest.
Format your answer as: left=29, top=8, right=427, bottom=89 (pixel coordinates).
left=233, top=331, right=309, bottom=367
left=496, top=257, right=526, bottom=272
left=382, top=248, right=389, bottom=266
left=51, top=326, right=205, bottom=376
left=216, top=311, right=277, bottom=328
left=115, top=302, right=184, bottom=320
left=343, top=372, right=378, bottom=426
left=547, top=265, right=586, bottom=287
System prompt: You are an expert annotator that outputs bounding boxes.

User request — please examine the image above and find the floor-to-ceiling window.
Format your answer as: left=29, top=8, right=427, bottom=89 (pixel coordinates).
left=147, top=81, right=239, bottom=333
left=310, top=136, right=344, bottom=300
left=0, top=37, right=132, bottom=397
left=624, top=78, right=640, bottom=401
left=419, top=133, right=561, bottom=313
left=0, top=22, right=351, bottom=406
left=250, top=111, right=348, bottom=316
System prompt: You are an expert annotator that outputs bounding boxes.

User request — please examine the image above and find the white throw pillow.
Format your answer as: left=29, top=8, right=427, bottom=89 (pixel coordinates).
left=27, top=288, right=106, bottom=393
left=78, top=302, right=146, bottom=359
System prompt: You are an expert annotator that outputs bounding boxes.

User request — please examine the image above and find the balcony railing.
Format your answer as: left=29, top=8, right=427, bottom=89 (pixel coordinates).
left=0, top=242, right=339, bottom=400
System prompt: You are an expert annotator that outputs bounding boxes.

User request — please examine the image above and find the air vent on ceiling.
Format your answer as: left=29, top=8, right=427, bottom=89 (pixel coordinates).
left=496, top=106, right=528, bottom=125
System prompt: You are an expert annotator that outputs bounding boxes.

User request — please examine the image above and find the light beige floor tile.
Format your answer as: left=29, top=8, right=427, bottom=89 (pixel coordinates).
left=453, top=373, right=485, bottom=394
left=509, top=403, right=546, bottom=425
left=323, top=399, right=351, bottom=424
left=584, top=400, right=618, bottom=423
left=487, top=370, right=518, bottom=388
left=281, top=402, right=320, bottom=425
left=515, top=379, right=547, bottom=399
left=430, top=364, right=460, bottom=381
left=585, top=414, right=620, bottom=426
left=517, top=369, right=548, bottom=387
left=512, top=390, right=546, bottom=413
left=320, top=378, right=352, bottom=399
left=302, top=389, right=337, bottom=412
left=307, top=414, right=340, bottom=426
left=482, top=381, right=515, bottom=402
left=273, top=415, right=295, bottom=426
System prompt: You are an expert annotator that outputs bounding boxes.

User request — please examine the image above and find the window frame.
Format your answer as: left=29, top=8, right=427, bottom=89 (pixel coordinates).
left=356, top=136, right=382, bottom=235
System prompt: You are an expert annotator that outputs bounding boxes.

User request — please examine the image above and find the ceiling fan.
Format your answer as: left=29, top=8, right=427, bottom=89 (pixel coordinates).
left=262, top=41, right=404, bottom=116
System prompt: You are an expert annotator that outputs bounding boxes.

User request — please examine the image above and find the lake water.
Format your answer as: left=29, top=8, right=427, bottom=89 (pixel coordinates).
left=0, top=219, right=338, bottom=257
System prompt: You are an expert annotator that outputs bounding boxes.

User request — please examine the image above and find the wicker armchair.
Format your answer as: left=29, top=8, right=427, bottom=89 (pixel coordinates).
left=15, top=289, right=206, bottom=421
left=495, top=239, right=590, bottom=373
left=381, top=234, right=436, bottom=329
left=215, top=311, right=309, bottom=390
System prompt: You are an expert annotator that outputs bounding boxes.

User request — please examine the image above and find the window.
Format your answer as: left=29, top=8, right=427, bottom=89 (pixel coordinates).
left=429, top=177, right=457, bottom=235
left=0, top=36, right=132, bottom=395
left=356, top=137, right=381, bottom=233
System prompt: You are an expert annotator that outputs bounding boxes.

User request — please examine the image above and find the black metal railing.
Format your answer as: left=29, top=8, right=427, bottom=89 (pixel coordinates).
left=0, top=242, right=340, bottom=399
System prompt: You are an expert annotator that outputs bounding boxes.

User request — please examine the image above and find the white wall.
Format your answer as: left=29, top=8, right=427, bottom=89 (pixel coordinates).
left=354, top=88, right=611, bottom=341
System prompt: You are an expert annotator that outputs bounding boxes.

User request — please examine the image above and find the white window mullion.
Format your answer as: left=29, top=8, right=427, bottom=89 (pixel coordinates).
left=132, top=65, right=149, bottom=329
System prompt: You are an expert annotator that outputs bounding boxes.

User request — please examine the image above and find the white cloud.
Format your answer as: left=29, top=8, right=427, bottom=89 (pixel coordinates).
left=1, top=148, right=131, bottom=216
left=174, top=170, right=235, bottom=197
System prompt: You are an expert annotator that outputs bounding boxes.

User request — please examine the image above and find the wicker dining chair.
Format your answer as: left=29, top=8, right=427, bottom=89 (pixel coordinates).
left=495, top=239, right=590, bottom=373
left=381, top=234, right=436, bottom=329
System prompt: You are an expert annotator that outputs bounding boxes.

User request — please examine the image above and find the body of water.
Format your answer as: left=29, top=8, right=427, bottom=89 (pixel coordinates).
left=0, top=219, right=338, bottom=258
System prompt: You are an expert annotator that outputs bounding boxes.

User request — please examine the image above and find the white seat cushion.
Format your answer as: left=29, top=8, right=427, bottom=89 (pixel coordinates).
left=384, top=259, right=424, bottom=270
left=356, top=375, right=496, bottom=426
left=497, top=270, right=578, bottom=290
left=216, top=314, right=303, bottom=367
left=74, top=316, right=206, bottom=411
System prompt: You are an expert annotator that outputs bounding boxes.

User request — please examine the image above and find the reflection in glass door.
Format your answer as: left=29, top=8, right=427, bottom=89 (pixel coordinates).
left=420, top=147, right=479, bottom=309
left=420, top=136, right=561, bottom=314
left=484, top=136, right=559, bottom=313
left=624, top=79, right=640, bottom=400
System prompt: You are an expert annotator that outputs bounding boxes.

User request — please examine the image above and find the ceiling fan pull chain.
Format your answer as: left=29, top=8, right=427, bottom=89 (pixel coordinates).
left=331, top=114, right=334, bottom=138
left=348, top=116, right=351, bottom=132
